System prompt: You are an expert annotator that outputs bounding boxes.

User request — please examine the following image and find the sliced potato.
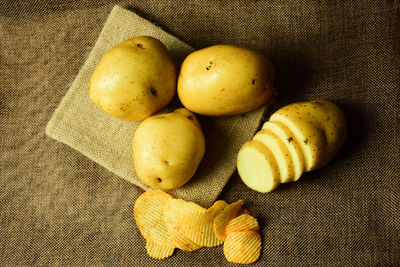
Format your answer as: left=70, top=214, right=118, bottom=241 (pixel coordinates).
left=237, top=140, right=280, bottom=193
left=223, top=231, right=262, bottom=264
left=146, top=240, right=175, bottom=259
left=253, top=129, right=295, bottom=183
left=262, top=120, right=305, bottom=181
left=133, top=190, right=174, bottom=247
left=270, top=104, right=326, bottom=171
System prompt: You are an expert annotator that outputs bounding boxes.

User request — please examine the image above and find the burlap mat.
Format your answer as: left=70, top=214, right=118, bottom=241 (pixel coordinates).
left=45, top=5, right=268, bottom=207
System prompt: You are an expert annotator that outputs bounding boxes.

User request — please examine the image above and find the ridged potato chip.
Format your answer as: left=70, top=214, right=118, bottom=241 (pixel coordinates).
left=133, top=191, right=262, bottom=262
left=225, top=214, right=259, bottom=234
left=164, top=199, right=202, bottom=251
left=209, top=200, right=228, bottom=216
left=146, top=240, right=175, bottom=259
left=181, top=208, right=223, bottom=247
left=223, top=231, right=262, bottom=264
left=133, top=190, right=174, bottom=247
left=239, top=209, right=250, bottom=215
left=213, top=200, right=244, bottom=241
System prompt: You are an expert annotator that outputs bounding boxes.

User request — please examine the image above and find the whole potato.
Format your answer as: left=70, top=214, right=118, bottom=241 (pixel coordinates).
left=177, top=45, right=274, bottom=116
left=89, top=36, right=177, bottom=121
left=132, top=108, right=205, bottom=190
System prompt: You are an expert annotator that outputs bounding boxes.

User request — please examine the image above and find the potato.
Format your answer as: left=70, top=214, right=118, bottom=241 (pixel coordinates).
left=270, top=100, right=347, bottom=170
left=177, top=45, right=274, bottom=116
left=132, top=108, right=205, bottom=190
left=270, top=103, right=327, bottom=172
left=89, top=36, right=177, bottom=121
left=306, top=100, right=348, bottom=167
left=237, top=100, right=347, bottom=192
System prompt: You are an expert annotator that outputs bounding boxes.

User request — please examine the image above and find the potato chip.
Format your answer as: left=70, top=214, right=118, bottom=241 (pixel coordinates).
left=209, top=200, right=228, bottom=217
left=223, top=231, right=261, bottom=264
left=225, top=214, right=259, bottom=234
left=181, top=208, right=224, bottom=247
left=239, top=209, right=250, bottom=215
left=164, top=199, right=202, bottom=251
left=213, top=200, right=244, bottom=241
left=133, top=190, right=174, bottom=247
left=146, top=240, right=175, bottom=260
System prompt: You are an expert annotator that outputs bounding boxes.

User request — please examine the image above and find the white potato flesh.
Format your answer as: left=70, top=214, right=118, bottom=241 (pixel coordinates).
left=262, top=121, right=305, bottom=181
left=253, top=129, right=295, bottom=183
left=237, top=140, right=280, bottom=193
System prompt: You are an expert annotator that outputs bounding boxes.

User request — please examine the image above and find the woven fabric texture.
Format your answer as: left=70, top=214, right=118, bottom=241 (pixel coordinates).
left=1, top=1, right=399, bottom=266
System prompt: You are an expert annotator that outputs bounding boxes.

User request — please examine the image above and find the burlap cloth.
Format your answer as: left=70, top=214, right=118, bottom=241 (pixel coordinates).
left=44, top=5, right=268, bottom=207
left=1, top=1, right=399, bottom=266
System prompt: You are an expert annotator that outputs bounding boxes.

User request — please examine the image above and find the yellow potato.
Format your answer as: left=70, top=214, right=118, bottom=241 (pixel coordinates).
left=177, top=45, right=274, bottom=116
left=133, top=108, right=205, bottom=190
left=89, top=36, right=176, bottom=121
left=270, top=100, right=347, bottom=170
left=270, top=104, right=327, bottom=172
left=237, top=100, right=347, bottom=193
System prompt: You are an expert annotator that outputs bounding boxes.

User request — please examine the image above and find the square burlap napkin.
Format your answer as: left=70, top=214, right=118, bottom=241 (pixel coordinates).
left=45, top=5, right=269, bottom=207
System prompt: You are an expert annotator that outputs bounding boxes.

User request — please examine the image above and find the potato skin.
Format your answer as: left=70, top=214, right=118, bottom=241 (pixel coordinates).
left=271, top=100, right=347, bottom=170
left=89, top=36, right=177, bottom=121
left=132, top=108, right=205, bottom=190
left=177, top=45, right=274, bottom=116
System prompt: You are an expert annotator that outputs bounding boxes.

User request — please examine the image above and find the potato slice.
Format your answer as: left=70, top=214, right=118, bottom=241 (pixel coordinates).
left=237, top=140, right=280, bottom=193
left=225, top=214, right=259, bottom=234
left=253, top=129, right=295, bottom=183
left=223, top=231, right=262, bottom=264
left=213, top=200, right=244, bottom=241
left=146, top=240, right=175, bottom=259
left=133, top=190, right=174, bottom=247
left=262, top=120, right=305, bottom=181
left=164, top=199, right=204, bottom=251
left=270, top=104, right=327, bottom=171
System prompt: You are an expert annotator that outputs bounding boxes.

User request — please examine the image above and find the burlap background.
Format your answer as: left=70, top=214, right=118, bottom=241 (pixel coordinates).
left=1, top=1, right=399, bottom=266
